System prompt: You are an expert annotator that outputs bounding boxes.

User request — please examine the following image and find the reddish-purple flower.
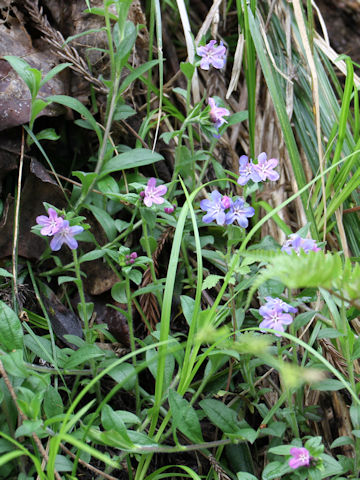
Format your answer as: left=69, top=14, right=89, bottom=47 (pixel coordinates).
left=208, top=97, right=230, bottom=130
left=281, top=234, right=320, bottom=255
left=252, top=152, right=280, bottom=182
left=164, top=205, right=175, bottom=214
left=36, top=208, right=64, bottom=236
left=50, top=221, right=84, bottom=251
left=142, top=178, right=167, bottom=207
left=237, top=155, right=261, bottom=186
left=259, top=306, right=293, bottom=337
left=125, top=252, right=138, bottom=265
left=196, top=40, right=226, bottom=70
left=288, top=447, right=311, bottom=469
left=225, top=198, right=255, bottom=227
left=200, top=190, right=227, bottom=225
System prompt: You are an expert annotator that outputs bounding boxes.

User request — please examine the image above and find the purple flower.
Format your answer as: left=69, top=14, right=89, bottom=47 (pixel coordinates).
left=288, top=447, right=311, bottom=469
left=196, top=40, right=226, bottom=70
left=200, top=190, right=227, bottom=225
left=36, top=208, right=64, bottom=236
left=143, top=178, right=167, bottom=207
left=252, top=152, right=280, bottom=182
left=259, top=306, right=293, bottom=337
left=260, top=297, right=297, bottom=315
left=125, top=252, right=138, bottom=264
left=50, top=221, right=84, bottom=251
left=225, top=198, right=255, bottom=227
left=208, top=97, right=230, bottom=130
left=164, top=205, right=175, bottom=214
left=221, top=196, right=232, bottom=209
left=237, top=155, right=261, bottom=186
left=281, top=234, right=320, bottom=255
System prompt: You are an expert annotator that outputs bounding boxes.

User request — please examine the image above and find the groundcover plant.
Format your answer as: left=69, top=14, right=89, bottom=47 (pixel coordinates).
left=0, top=0, right=360, bottom=479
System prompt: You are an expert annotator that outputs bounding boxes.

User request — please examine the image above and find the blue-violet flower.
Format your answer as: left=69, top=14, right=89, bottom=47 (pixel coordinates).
left=50, top=221, right=84, bottom=251
left=143, top=178, right=167, bottom=207
left=225, top=198, right=255, bottom=227
left=259, top=296, right=297, bottom=315
left=259, top=306, right=293, bottom=337
left=36, top=208, right=64, bottom=236
left=281, top=234, right=320, bottom=255
left=252, top=152, right=280, bottom=182
left=200, top=190, right=227, bottom=225
left=196, top=40, right=226, bottom=70
left=237, top=155, right=261, bottom=186
left=288, top=447, right=311, bottom=469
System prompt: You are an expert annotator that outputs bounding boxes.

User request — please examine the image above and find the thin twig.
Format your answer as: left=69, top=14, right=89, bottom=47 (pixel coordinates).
left=12, top=128, right=25, bottom=310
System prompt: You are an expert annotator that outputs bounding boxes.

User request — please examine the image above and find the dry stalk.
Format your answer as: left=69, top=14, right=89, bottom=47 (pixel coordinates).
left=23, top=0, right=108, bottom=94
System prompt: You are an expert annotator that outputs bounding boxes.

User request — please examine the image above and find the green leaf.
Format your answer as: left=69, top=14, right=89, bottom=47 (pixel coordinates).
left=0, top=268, right=12, bottom=278
left=106, top=361, right=136, bottom=391
left=101, top=405, right=132, bottom=442
left=200, top=399, right=239, bottom=434
left=113, top=21, right=136, bottom=63
left=111, top=281, right=127, bottom=303
left=41, top=63, right=72, bottom=86
left=226, top=110, right=248, bottom=126
left=128, top=269, right=142, bottom=285
left=350, top=404, right=360, bottom=428
left=119, top=59, right=160, bottom=94
left=1, top=350, right=28, bottom=378
left=330, top=436, right=354, bottom=448
left=202, top=274, right=223, bottom=291
left=311, top=379, right=345, bottom=391
left=54, top=455, right=74, bottom=472
left=64, top=344, right=105, bottom=369
left=168, top=390, right=204, bottom=443
left=31, top=98, right=49, bottom=122
left=85, top=203, right=117, bottom=241
left=46, top=95, right=102, bottom=142
left=113, top=104, right=136, bottom=121
left=0, top=300, right=23, bottom=352
left=35, top=128, right=60, bottom=142
left=79, top=250, right=106, bottom=263
left=180, top=61, right=195, bottom=80
left=15, top=420, right=43, bottom=438
left=43, top=386, right=64, bottom=419
left=4, top=56, right=40, bottom=97
left=99, top=149, right=164, bottom=178
left=180, top=295, right=195, bottom=326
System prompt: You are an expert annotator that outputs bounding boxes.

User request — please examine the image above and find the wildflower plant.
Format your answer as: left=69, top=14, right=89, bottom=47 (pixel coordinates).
left=1, top=2, right=360, bottom=480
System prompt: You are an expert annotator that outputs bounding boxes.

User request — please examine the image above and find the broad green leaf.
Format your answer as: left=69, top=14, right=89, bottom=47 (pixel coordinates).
left=85, top=203, right=117, bottom=241
left=4, top=56, right=39, bottom=97
left=0, top=300, right=23, bottom=352
left=180, top=295, right=195, bottom=326
left=64, top=344, right=104, bottom=369
left=311, top=379, right=345, bottom=391
left=105, top=361, right=136, bottom=391
left=0, top=268, right=12, bottom=278
left=46, top=95, right=102, bottom=142
left=54, top=455, right=73, bottom=472
left=180, top=61, right=195, bottom=80
left=35, top=128, right=60, bottom=142
left=99, top=149, right=163, bottom=178
left=79, top=250, right=106, bottom=263
left=15, top=420, right=44, bottom=438
left=168, top=390, right=204, bottom=443
left=101, top=405, right=132, bottom=442
left=44, top=386, right=64, bottom=419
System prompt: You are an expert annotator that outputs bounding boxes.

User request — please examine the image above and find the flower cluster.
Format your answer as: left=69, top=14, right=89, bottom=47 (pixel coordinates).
left=238, top=152, right=279, bottom=186
left=259, top=296, right=297, bottom=337
left=282, top=233, right=320, bottom=255
left=200, top=190, right=255, bottom=227
left=289, top=447, right=311, bottom=469
left=197, top=40, right=226, bottom=70
left=36, top=208, right=84, bottom=251
left=125, top=252, right=138, bottom=265
left=141, top=178, right=167, bottom=207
